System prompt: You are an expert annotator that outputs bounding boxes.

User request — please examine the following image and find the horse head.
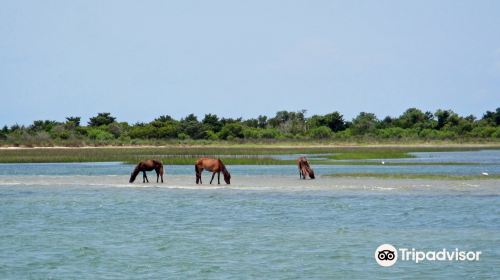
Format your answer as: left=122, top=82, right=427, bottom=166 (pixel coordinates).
left=223, top=172, right=231, bottom=184
left=308, top=167, right=315, bottom=179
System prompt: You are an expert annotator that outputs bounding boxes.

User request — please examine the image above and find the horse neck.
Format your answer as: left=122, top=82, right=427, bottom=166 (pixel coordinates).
left=130, top=166, right=141, bottom=182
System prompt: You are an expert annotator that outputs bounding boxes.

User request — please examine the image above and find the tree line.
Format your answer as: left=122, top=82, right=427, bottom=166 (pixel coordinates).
left=1, top=108, right=499, bottom=145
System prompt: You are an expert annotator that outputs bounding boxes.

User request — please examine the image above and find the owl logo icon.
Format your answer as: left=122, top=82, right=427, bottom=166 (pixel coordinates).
left=375, top=244, right=398, bottom=267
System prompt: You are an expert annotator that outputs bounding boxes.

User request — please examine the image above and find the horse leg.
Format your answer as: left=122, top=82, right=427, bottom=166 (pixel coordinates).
left=210, top=172, right=216, bottom=184
left=218, top=172, right=220, bottom=184
left=196, top=169, right=202, bottom=184
left=143, top=171, right=149, bottom=183
left=195, top=165, right=202, bottom=184
left=195, top=165, right=199, bottom=184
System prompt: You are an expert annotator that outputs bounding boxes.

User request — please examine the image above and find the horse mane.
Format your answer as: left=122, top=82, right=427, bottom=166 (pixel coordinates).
left=218, top=159, right=231, bottom=179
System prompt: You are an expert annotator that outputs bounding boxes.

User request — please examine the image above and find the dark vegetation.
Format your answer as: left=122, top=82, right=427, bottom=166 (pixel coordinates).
left=1, top=108, right=500, bottom=147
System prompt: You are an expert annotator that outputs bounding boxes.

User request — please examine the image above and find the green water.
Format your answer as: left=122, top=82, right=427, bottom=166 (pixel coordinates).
left=0, top=162, right=499, bottom=279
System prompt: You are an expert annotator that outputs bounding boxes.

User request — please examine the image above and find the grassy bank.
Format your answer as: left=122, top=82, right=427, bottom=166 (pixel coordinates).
left=0, top=144, right=498, bottom=164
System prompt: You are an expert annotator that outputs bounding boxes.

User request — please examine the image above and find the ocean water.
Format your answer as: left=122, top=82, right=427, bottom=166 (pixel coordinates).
left=1, top=151, right=500, bottom=279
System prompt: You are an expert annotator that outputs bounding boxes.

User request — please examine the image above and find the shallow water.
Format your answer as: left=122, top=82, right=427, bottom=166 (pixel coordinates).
left=0, top=161, right=498, bottom=177
left=1, top=152, right=500, bottom=279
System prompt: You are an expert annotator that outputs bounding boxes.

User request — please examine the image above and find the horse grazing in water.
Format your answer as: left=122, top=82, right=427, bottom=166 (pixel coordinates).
left=129, top=159, right=164, bottom=183
left=297, top=157, right=315, bottom=179
left=195, top=158, right=231, bottom=184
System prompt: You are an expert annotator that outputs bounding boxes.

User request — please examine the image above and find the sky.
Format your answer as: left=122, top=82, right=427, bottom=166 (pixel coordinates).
left=1, top=0, right=499, bottom=126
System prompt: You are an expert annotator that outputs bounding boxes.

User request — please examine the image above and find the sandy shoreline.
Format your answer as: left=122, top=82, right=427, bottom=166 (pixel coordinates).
left=1, top=175, right=499, bottom=195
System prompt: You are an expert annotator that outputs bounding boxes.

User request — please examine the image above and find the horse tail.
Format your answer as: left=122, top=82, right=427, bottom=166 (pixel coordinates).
left=159, top=163, right=164, bottom=176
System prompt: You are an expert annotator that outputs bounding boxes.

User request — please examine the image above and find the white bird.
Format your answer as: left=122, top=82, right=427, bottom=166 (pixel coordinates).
left=481, top=172, right=489, bottom=176
left=381, top=161, right=385, bottom=165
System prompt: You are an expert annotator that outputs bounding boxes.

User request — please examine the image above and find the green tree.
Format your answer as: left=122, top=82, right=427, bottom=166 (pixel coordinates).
left=202, top=114, right=223, bottom=132
left=257, top=115, right=268, bottom=128
left=107, top=123, right=122, bottom=138
left=435, top=109, right=460, bottom=130
left=129, top=124, right=157, bottom=139
left=243, top=118, right=259, bottom=128
left=351, top=112, right=379, bottom=135
left=154, top=115, right=175, bottom=123
left=482, top=108, right=500, bottom=126
left=10, top=124, right=22, bottom=131
left=65, top=116, right=81, bottom=127
left=396, top=108, right=432, bottom=129
left=379, top=116, right=395, bottom=129
left=88, top=113, right=116, bottom=127
left=0, top=126, right=7, bottom=140
left=180, top=114, right=206, bottom=139
left=219, top=123, right=244, bottom=140
left=64, top=116, right=81, bottom=130
left=308, top=112, right=345, bottom=132
left=29, top=120, right=59, bottom=132
left=269, top=110, right=306, bottom=134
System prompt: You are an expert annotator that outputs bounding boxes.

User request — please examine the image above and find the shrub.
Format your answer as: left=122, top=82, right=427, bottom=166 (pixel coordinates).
left=308, top=126, right=332, bottom=139
left=87, top=128, right=114, bottom=141
left=219, top=123, right=244, bottom=140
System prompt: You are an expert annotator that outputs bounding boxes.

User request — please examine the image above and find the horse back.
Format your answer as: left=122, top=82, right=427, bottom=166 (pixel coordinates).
left=196, top=158, right=221, bottom=172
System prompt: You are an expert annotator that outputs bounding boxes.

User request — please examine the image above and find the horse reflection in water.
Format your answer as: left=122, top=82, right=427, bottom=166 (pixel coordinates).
left=129, top=159, right=164, bottom=183
left=195, top=158, right=231, bottom=184
left=297, top=157, right=315, bottom=179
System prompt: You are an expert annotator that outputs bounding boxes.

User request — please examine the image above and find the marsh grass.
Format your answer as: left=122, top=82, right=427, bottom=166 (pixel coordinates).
left=0, top=147, right=303, bottom=164
left=325, top=173, right=500, bottom=180
left=326, top=150, right=413, bottom=160
left=310, top=160, right=479, bottom=166
left=0, top=145, right=496, bottom=164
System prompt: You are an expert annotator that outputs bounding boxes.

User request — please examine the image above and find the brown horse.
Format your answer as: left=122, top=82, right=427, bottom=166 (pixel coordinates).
left=129, top=159, right=164, bottom=183
left=298, top=157, right=315, bottom=179
left=195, top=158, right=231, bottom=184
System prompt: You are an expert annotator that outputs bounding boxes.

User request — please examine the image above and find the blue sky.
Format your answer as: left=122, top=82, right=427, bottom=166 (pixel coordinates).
left=1, top=0, right=499, bottom=125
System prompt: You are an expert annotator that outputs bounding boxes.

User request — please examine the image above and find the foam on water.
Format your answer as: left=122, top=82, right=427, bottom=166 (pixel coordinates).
left=1, top=174, right=499, bottom=195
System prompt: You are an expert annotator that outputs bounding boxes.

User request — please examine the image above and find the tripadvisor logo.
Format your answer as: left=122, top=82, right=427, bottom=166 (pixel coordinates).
left=375, top=244, right=397, bottom=267
left=375, top=244, right=482, bottom=267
